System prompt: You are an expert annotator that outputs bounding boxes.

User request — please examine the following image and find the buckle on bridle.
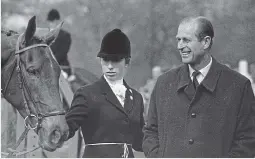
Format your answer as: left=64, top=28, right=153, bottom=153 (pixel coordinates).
left=24, top=114, right=38, bottom=130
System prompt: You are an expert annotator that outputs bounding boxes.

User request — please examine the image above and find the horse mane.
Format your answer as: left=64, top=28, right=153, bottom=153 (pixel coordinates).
left=1, top=27, right=42, bottom=68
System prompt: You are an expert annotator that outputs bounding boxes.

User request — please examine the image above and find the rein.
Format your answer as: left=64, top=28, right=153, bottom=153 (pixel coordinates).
left=2, top=33, right=66, bottom=157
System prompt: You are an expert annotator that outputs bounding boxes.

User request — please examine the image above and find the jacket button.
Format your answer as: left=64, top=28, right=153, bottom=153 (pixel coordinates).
left=191, top=113, right=196, bottom=118
left=188, top=139, right=194, bottom=144
left=124, top=118, right=129, bottom=123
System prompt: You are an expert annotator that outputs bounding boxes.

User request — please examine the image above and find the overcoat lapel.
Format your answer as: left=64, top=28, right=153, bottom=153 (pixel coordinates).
left=177, top=57, right=222, bottom=102
left=177, top=64, right=194, bottom=101
left=184, top=79, right=196, bottom=101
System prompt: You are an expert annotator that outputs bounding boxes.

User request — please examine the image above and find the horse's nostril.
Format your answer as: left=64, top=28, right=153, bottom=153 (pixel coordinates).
left=64, top=130, right=70, bottom=140
left=50, top=129, right=61, bottom=144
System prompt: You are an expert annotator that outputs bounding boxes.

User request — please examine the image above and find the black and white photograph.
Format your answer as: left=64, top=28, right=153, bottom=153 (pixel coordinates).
left=1, top=0, right=255, bottom=158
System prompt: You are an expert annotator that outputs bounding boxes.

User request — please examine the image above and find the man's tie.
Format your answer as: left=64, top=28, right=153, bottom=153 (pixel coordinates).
left=192, top=70, right=200, bottom=90
left=184, top=70, right=201, bottom=100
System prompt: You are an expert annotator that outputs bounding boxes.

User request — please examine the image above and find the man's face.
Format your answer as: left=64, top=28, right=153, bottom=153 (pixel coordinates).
left=176, top=22, right=205, bottom=65
left=100, top=57, right=128, bottom=82
left=48, top=21, right=58, bottom=29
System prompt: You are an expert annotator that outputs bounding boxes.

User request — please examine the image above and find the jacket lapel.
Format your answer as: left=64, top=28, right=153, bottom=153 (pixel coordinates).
left=123, top=80, right=134, bottom=114
left=99, top=76, right=128, bottom=116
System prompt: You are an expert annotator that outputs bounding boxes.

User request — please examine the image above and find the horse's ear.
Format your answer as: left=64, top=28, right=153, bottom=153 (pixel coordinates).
left=44, top=21, right=63, bottom=45
left=24, top=16, right=36, bottom=43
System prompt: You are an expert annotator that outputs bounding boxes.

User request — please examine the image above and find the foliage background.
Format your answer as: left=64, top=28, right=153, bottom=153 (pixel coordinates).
left=2, top=0, right=255, bottom=89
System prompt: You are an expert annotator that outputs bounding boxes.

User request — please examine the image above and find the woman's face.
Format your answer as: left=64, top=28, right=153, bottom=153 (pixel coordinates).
left=100, top=57, right=128, bottom=82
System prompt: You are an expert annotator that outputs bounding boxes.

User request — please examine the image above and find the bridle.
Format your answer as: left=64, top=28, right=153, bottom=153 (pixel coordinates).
left=2, top=33, right=66, bottom=157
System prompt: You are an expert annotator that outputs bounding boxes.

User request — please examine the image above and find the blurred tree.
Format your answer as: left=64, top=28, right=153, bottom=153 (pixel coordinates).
left=1, top=0, right=255, bottom=88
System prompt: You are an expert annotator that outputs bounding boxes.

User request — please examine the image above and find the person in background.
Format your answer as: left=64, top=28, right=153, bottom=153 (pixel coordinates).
left=47, top=9, right=73, bottom=80
left=65, top=29, right=145, bottom=158
left=143, top=16, right=255, bottom=157
left=139, top=66, right=163, bottom=123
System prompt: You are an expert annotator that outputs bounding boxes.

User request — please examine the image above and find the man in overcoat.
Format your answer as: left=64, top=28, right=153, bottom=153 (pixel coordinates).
left=143, top=16, right=255, bottom=157
left=47, top=9, right=72, bottom=77
left=65, top=29, right=144, bottom=157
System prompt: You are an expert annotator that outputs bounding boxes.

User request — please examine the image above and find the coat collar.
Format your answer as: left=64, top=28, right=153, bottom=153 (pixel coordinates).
left=177, top=57, right=222, bottom=93
left=98, top=76, right=134, bottom=116
left=99, top=76, right=132, bottom=94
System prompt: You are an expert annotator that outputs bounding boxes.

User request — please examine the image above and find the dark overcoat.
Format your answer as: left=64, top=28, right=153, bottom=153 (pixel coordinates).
left=50, top=29, right=72, bottom=75
left=66, top=76, right=145, bottom=157
left=143, top=57, right=255, bottom=157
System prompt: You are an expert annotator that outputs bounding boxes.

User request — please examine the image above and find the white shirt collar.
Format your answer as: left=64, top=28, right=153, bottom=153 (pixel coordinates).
left=103, top=75, right=126, bottom=107
left=103, top=75, right=124, bottom=87
left=188, top=56, right=212, bottom=83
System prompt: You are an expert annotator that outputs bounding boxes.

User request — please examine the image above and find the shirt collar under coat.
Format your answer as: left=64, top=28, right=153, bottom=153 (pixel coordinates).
left=177, top=56, right=222, bottom=93
left=98, top=75, right=134, bottom=116
left=99, top=75, right=132, bottom=95
left=103, top=74, right=124, bottom=86
left=188, top=56, right=212, bottom=80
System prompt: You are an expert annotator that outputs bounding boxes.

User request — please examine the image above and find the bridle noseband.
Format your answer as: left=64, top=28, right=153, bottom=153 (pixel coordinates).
left=2, top=33, right=66, bottom=157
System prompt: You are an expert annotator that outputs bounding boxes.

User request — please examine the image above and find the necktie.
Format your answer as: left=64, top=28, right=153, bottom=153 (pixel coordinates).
left=192, top=70, right=200, bottom=90
left=113, top=84, right=126, bottom=107
left=184, top=70, right=201, bottom=100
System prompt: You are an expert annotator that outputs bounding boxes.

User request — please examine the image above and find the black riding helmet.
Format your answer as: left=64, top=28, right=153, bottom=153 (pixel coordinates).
left=47, top=9, right=60, bottom=21
left=97, top=29, right=131, bottom=62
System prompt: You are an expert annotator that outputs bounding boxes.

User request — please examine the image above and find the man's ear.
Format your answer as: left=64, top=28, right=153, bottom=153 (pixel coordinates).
left=203, top=36, right=212, bottom=50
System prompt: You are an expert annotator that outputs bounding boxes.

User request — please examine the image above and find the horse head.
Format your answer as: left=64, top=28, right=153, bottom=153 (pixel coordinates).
left=1, top=16, right=69, bottom=152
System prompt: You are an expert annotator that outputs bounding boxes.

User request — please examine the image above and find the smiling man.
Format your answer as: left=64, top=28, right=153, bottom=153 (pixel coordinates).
left=142, top=16, right=255, bottom=157
left=65, top=29, right=145, bottom=158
